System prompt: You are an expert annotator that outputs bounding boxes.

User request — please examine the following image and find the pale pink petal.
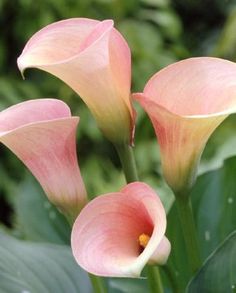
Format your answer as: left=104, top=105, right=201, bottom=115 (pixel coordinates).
left=148, top=236, right=171, bottom=265
left=0, top=99, right=87, bottom=220
left=17, top=18, right=134, bottom=144
left=71, top=182, right=169, bottom=277
left=134, top=57, right=236, bottom=193
left=144, top=57, right=236, bottom=116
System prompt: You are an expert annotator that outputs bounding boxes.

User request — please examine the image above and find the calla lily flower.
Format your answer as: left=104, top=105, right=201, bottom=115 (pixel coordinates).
left=134, top=57, right=236, bottom=194
left=17, top=18, right=134, bottom=145
left=71, top=182, right=170, bottom=277
left=0, top=99, right=87, bottom=221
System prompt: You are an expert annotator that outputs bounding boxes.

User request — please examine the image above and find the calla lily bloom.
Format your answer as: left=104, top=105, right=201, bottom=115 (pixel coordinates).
left=0, top=99, right=87, bottom=221
left=17, top=18, right=134, bottom=145
left=71, top=182, right=170, bottom=277
left=134, top=57, right=236, bottom=194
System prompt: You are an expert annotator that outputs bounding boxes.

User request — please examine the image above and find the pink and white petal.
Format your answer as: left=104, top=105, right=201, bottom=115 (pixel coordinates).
left=42, top=21, right=131, bottom=143
left=17, top=18, right=99, bottom=70
left=72, top=192, right=149, bottom=277
left=134, top=93, right=227, bottom=192
left=17, top=18, right=134, bottom=144
left=144, top=57, right=236, bottom=116
left=0, top=99, right=71, bottom=132
left=121, top=182, right=167, bottom=272
left=71, top=182, right=168, bottom=277
left=134, top=57, right=236, bottom=192
left=0, top=99, right=87, bottom=220
left=109, top=27, right=132, bottom=115
left=148, top=236, right=171, bottom=265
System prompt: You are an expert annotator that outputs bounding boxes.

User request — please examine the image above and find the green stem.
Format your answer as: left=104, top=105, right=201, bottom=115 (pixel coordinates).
left=89, top=273, right=107, bottom=293
left=146, top=266, right=164, bottom=293
left=114, top=142, right=164, bottom=293
left=115, top=143, right=138, bottom=182
left=175, top=194, right=202, bottom=274
left=162, top=264, right=181, bottom=293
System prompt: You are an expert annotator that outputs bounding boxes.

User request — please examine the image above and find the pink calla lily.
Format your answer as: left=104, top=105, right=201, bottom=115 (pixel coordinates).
left=17, top=18, right=134, bottom=145
left=134, top=57, right=236, bottom=194
left=71, top=182, right=170, bottom=277
left=0, top=99, right=87, bottom=220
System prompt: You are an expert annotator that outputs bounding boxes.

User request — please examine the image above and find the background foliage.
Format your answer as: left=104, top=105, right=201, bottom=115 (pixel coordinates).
left=0, top=0, right=236, bottom=292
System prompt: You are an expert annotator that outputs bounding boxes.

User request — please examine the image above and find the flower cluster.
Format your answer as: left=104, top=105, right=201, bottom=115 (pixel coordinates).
left=2, top=17, right=236, bottom=279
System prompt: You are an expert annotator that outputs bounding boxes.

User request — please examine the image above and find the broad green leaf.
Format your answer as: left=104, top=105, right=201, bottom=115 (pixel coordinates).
left=199, top=137, right=236, bottom=175
left=0, top=231, right=91, bottom=293
left=166, top=203, right=189, bottom=290
left=14, top=176, right=70, bottom=244
left=192, top=156, right=236, bottom=259
left=166, top=156, right=236, bottom=291
left=187, top=231, right=236, bottom=293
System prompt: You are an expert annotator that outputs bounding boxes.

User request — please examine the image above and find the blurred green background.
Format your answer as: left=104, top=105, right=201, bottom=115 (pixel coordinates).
left=1, top=0, right=236, bottom=292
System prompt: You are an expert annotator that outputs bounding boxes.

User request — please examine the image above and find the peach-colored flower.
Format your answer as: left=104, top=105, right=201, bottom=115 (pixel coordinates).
left=0, top=99, right=87, bottom=221
left=134, top=57, right=236, bottom=194
left=17, top=18, right=134, bottom=145
left=71, top=182, right=170, bottom=277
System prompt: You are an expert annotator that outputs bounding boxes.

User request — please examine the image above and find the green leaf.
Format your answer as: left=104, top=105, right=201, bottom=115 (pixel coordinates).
left=0, top=231, right=91, bottom=293
left=199, top=137, right=236, bottom=175
left=166, top=156, right=236, bottom=290
left=192, top=156, right=236, bottom=259
left=14, top=175, right=70, bottom=244
left=187, top=231, right=236, bottom=293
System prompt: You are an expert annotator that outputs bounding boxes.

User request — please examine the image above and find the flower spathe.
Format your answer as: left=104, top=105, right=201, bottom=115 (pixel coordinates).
left=17, top=18, right=134, bottom=145
left=134, top=57, right=236, bottom=194
left=0, top=99, right=87, bottom=221
left=71, top=182, right=170, bottom=277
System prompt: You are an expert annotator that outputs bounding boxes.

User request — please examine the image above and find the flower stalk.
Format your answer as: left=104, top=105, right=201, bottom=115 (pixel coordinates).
left=146, top=265, right=164, bottom=293
left=88, top=274, right=107, bottom=293
left=175, top=192, right=202, bottom=274
left=115, top=143, right=138, bottom=182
